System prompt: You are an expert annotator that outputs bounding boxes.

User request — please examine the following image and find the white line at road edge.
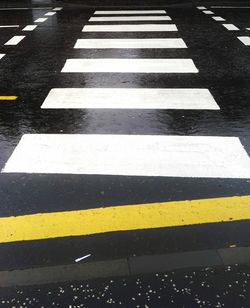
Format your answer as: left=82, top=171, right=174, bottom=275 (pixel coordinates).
left=0, top=25, right=19, bottom=28
left=94, top=10, right=166, bottom=14
left=61, top=58, right=199, bottom=73
left=74, top=38, right=187, bottom=49
left=237, top=36, right=250, bottom=45
left=41, top=88, right=220, bottom=110
left=89, top=16, right=171, bottom=21
left=3, top=135, right=250, bottom=178
left=4, top=36, right=25, bottom=45
left=82, top=24, right=178, bottom=32
left=34, top=18, right=48, bottom=23
left=22, top=25, right=37, bottom=31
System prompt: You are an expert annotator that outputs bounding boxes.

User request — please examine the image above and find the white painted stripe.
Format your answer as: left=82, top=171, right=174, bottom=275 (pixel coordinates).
left=203, top=10, right=214, bottom=14
left=82, top=24, right=178, bottom=32
left=0, top=7, right=52, bottom=10
left=34, top=18, right=48, bottom=23
left=212, top=16, right=226, bottom=21
left=247, top=28, right=250, bottom=30
left=4, top=36, right=25, bottom=46
left=222, top=24, right=239, bottom=30
left=94, top=10, right=166, bottom=15
left=45, top=12, right=56, bottom=16
left=197, top=6, right=207, bottom=10
left=61, top=59, right=198, bottom=73
left=0, top=54, right=5, bottom=59
left=22, top=25, right=37, bottom=31
left=211, top=6, right=250, bottom=9
left=3, top=135, right=250, bottom=178
left=0, top=25, right=19, bottom=28
left=53, top=7, right=63, bottom=11
left=41, top=88, right=219, bottom=110
left=89, top=16, right=171, bottom=21
left=237, top=36, right=250, bottom=45
left=74, top=38, right=187, bottom=49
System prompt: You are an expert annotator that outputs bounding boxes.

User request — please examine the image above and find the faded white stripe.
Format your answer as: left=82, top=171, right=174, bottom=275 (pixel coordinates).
left=89, top=16, right=171, bottom=21
left=4, top=35, right=25, bottom=45
left=34, top=18, right=48, bottom=23
left=237, top=36, right=250, bottom=45
left=82, top=24, right=178, bottom=32
left=222, top=24, right=239, bottom=30
left=94, top=10, right=166, bottom=15
left=74, top=38, right=187, bottom=49
left=61, top=59, right=198, bottom=73
left=41, top=88, right=219, bottom=110
left=3, top=135, right=250, bottom=178
left=22, top=25, right=37, bottom=31
left=212, top=16, right=226, bottom=21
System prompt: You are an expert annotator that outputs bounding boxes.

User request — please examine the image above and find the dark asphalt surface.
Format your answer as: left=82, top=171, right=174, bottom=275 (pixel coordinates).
left=0, top=1, right=250, bottom=305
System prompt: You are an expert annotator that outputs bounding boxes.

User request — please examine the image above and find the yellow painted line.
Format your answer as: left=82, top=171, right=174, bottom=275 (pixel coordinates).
left=0, top=96, right=17, bottom=101
left=1, top=195, right=250, bottom=243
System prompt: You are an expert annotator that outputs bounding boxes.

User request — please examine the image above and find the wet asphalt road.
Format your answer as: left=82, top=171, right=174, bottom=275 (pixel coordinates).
left=0, top=1, right=250, bottom=306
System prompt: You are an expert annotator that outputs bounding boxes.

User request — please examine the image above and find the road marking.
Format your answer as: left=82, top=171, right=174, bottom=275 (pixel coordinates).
left=211, top=6, right=250, bottom=9
left=41, top=88, right=219, bottom=110
left=0, top=7, right=52, bottom=10
left=89, top=16, right=172, bottom=21
left=4, top=36, right=25, bottom=45
left=94, top=10, right=166, bottom=15
left=0, top=195, right=250, bottom=243
left=0, top=96, right=17, bottom=100
left=74, top=38, right=187, bottom=49
left=203, top=10, right=214, bottom=14
left=247, top=28, right=250, bottom=30
left=237, top=36, right=250, bottom=45
left=3, top=135, right=250, bottom=178
left=61, top=59, right=198, bottom=73
left=53, top=7, right=63, bottom=11
left=34, top=18, right=48, bottom=23
left=82, top=24, right=178, bottom=32
left=212, top=16, right=226, bottom=21
left=222, top=24, right=239, bottom=30
left=0, top=54, right=5, bottom=59
left=22, top=25, right=37, bottom=31
left=45, top=12, right=56, bottom=16
left=0, top=25, right=19, bottom=28
left=197, top=6, right=207, bottom=9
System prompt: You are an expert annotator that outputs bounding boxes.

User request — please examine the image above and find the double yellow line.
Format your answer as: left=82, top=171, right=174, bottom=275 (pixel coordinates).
left=0, top=195, right=250, bottom=243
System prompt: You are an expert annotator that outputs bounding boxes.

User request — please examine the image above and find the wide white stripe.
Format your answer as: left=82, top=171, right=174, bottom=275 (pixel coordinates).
left=41, top=88, right=219, bottom=110
left=197, top=6, right=207, bottom=9
left=211, top=6, right=250, bottom=8
left=203, top=10, right=214, bottom=14
left=0, top=25, right=19, bottom=28
left=237, top=36, right=250, bottom=45
left=74, top=38, right=187, bottom=49
left=222, top=24, right=239, bottom=30
left=0, top=54, right=5, bottom=59
left=22, top=25, right=37, bottom=31
left=82, top=24, right=178, bottom=32
left=61, top=59, right=198, bottom=73
left=4, top=36, right=25, bottom=45
left=89, top=16, right=171, bottom=21
left=45, top=12, right=56, bottom=16
left=94, top=10, right=166, bottom=15
left=212, top=16, right=226, bottom=21
left=3, top=135, right=250, bottom=178
left=34, top=18, right=48, bottom=23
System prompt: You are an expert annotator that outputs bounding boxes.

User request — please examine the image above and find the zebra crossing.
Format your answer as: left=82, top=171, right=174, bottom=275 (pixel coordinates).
left=2, top=9, right=250, bottom=180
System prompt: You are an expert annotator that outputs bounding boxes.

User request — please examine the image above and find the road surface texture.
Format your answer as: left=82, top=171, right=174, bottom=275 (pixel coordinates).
left=0, top=0, right=250, bottom=306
